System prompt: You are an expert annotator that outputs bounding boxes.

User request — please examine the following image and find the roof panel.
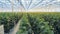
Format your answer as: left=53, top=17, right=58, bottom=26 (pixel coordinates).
left=0, top=0, right=60, bottom=11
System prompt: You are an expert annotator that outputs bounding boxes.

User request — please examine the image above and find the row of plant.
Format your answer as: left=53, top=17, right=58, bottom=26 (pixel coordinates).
left=27, top=13, right=60, bottom=34
left=27, top=13, right=53, bottom=34
left=0, top=12, right=23, bottom=33
left=17, top=12, right=60, bottom=34
left=16, top=14, right=31, bottom=34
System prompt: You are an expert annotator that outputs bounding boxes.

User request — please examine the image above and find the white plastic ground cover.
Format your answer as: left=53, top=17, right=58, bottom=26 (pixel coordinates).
left=0, top=25, right=4, bottom=34
left=9, top=20, right=21, bottom=34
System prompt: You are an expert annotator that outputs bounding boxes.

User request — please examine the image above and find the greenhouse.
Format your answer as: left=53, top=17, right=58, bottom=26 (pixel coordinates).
left=0, top=0, right=60, bottom=34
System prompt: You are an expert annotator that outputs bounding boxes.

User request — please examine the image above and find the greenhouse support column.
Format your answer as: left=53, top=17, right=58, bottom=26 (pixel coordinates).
left=21, top=6, right=22, bottom=12
left=11, top=1, right=14, bottom=12
left=12, top=2, right=14, bottom=12
left=2, top=4, right=3, bottom=12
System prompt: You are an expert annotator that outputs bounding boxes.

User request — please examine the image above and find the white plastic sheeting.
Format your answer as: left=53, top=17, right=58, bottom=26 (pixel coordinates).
left=0, top=25, right=4, bottom=34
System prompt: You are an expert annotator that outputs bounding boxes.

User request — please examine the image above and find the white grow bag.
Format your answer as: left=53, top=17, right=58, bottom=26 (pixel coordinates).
left=0, top=25, right=4, bottom=34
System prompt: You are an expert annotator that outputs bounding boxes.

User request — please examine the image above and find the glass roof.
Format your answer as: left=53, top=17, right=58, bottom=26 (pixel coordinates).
left=0, top=0, right=60, bottom=11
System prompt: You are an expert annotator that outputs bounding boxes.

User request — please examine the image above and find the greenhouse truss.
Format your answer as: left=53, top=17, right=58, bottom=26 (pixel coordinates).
left=0, top=0, right=60, bottom=12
